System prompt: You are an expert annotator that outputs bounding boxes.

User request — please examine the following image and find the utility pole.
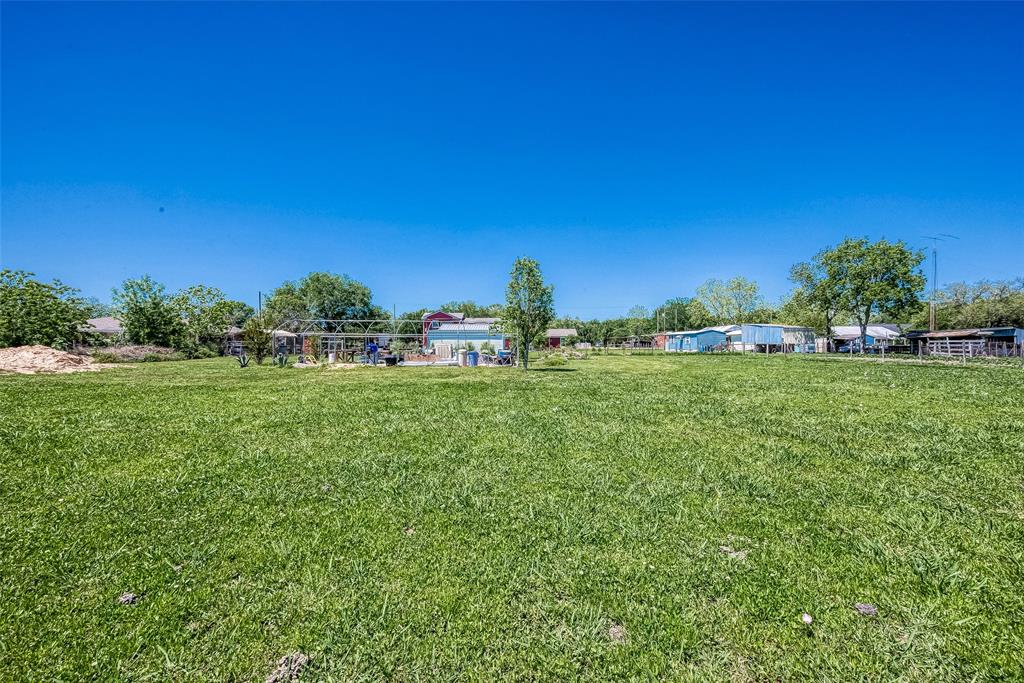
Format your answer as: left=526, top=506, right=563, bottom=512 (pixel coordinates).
left=922, top=234, right=958, bottom=331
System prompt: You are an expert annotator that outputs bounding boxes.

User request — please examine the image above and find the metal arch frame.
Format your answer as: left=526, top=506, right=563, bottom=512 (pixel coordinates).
left=274, top=318, right=509, bottom=358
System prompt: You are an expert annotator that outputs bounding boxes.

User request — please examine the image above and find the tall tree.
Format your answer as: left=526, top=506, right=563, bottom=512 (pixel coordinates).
left=264, top=272, right=378, bottom=330
left=0, top=269, right=89, bottom=349
left=501, top=257, right=554, bottom=370
left=111, top=276, right=183, bottom=347
left=653, top=297, right=713, bottom=332
left=695, top=277, right=763, bottom=324
left=828, top=238, right=925, bottom=351
left=171, top=284, right=228, bottom=347
left=789, top=254, right=846, bottom=350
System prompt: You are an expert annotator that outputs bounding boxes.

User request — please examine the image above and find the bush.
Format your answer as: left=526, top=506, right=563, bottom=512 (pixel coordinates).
left=0, top=269, right=89, bottom=349
left=541, top=354, right=567, bottom=367
left=242, top=316, right=272, bottom=365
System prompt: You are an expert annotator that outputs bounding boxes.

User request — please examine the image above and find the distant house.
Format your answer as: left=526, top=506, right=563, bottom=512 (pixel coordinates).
left=421, top=311, right=507, bottom=353
left=546, top=328, right=578, bottom=348
left=80, top=316, right=123, bottom=340
left=740, top=324, right=816, bottom=353
left=664, top=325, right=740, bottom=352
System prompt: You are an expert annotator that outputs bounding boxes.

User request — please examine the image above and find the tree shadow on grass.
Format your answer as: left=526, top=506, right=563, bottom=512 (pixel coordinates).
left=529, top=367, right=578, bottom=372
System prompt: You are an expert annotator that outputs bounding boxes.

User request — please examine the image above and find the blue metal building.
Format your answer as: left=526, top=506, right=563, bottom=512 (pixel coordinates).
left=740, top=324, right=816, bottom=352
left=426, top=322, right=509, bottom=352
left=664, top=326, right=737, bottom=352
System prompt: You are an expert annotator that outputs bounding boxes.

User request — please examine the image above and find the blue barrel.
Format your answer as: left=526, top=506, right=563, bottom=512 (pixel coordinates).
left=467, top=350, right=479, bottom=367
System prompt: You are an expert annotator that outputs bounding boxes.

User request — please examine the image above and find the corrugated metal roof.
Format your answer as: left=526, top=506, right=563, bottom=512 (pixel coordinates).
left=832, top=325, right=902, bottom=339
left=435, top=322, right=497, bottom=332
left=546, top=328, right=578, bottom=337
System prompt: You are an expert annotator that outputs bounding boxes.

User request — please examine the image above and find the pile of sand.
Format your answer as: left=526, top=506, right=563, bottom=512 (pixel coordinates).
left=0, top=345, right=111, bottom=374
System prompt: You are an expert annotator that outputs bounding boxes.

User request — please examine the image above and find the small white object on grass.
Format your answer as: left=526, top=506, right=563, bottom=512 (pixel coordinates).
left=801, top=612, right=813, bottom=625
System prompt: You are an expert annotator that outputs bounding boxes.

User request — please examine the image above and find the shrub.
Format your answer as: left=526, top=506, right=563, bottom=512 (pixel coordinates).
left=242, top=316, right=272, bottom=365
left=0, top=269, right=89, bottom=349
left=111, top=276, right=183, bottom=347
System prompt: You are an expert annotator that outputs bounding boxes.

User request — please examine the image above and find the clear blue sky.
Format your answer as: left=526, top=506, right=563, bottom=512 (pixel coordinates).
left=2, top=2, right=1021, bottom=317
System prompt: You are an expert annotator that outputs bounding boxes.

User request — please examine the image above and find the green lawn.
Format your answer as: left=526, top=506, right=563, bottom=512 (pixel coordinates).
left=1, top=354, right=1022, bottom=681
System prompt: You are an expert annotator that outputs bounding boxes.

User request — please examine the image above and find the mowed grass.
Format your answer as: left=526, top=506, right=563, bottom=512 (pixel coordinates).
left=1, top=354, right=1022, bottom=681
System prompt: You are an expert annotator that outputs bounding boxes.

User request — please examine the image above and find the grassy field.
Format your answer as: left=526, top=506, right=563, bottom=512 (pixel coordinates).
left=1, top=354, right=1022, bottom=681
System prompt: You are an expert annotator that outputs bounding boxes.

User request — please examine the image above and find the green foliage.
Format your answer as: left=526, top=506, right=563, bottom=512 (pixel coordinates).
left=82, top=296, right=114, bottom=318
left=653, top=297, right=713, bottom=332
left=242, top=316, right=273, bottom=365
left=480, top=341, right=496, bottom=354
left=540, top=353, right=567, bottom=366
left=0, top=269, right=89, bottom=349
left=909, top=279, right=1024, bottom=329
left=264, top=272, right=379, bottom=330
left=502, top=257, right=554, bottom=370
left=827, top=238, right=926, bottom=349
left=695, top=277, right=764, bottom=324
left=112, top=276, right=183, bottom=347
left=170, top=284, right=231, bottom=348
left=440, top=300, right=503, bottom=318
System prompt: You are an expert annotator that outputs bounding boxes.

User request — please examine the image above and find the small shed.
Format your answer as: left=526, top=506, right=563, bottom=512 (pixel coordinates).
left=664, top=328, right=726, bottom=352
left=740, top=324, right=816, bottom=353
left=546, top=328, right=578, bottom=348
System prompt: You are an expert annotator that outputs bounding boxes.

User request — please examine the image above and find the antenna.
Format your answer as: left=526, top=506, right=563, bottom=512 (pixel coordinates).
left=921, top=234, right=959, bottom=331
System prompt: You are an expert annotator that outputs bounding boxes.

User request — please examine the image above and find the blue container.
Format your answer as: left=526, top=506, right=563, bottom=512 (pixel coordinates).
left=467, top=351, right=479, bottom=367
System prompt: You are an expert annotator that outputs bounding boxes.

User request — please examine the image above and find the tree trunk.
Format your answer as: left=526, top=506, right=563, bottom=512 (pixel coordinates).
left=859, top=313, right=869, bottom=355
left=825, top=311, right=834, bottom=353
left=522, top=339, right=530, bottom=370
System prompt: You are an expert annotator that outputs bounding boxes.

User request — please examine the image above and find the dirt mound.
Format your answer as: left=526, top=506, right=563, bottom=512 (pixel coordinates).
left=0, top=345, right=110, bottom=374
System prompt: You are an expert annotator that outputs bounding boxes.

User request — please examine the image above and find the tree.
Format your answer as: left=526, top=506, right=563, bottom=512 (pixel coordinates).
left=501, top=257, right=554, bottom=370
left=653, top=297, right=709, bottom=332
left=827, top=238, right=925, bottom=352
left=216, top=300, right=255, bottom=329
left=0, top=269, right=89, bottom=349
left=626, top=305, right=653, bottom=338
left=171, top=284, right=228, bottom=348
left=112, top=276, right=183, bottom=347
left=264, top=272, right=379, bottom=330
left=788, top=254, right=848, bottom=349
left=695, top=277, right=763, bottom=324
left=242, top=315, right=272, bottom=365
left=440, top=300, right=503, bottom=318
left=82, top=297, right=114, bottom=318
left=908, top=278, right=1024, bottom=330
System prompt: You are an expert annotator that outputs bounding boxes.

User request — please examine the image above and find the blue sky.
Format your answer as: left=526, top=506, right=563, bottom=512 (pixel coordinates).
left=2, top=2, right=1021, bottom=317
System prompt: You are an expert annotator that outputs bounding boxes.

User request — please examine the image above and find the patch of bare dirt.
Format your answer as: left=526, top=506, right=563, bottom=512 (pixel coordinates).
left=265, top=652, right=310, bottom=683
left=0, top=345, right=113, bottom=374
left=718, top=545, right=748, bottom=561
left=608, top=623, right=627, bottom=644
left=117, top=592, right=139, bottom=605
